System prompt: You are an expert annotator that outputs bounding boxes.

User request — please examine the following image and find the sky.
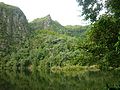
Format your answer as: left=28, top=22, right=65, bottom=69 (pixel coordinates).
left=0, top=0, right=89, bottom=26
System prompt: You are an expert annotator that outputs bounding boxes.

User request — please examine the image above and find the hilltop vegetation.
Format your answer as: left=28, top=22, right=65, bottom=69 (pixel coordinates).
left=65, top=25, right=89, bottom=37
left=29, top=15, right=89, bottom=37
left=29, top=15, right=66, bottom=33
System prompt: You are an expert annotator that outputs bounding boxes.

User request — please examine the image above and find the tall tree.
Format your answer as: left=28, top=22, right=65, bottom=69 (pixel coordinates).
left=76, top=0, right=120, bottom=21
left=76, top=0, right=120, bottom=67
left=76, top=0, right=104, bottom=22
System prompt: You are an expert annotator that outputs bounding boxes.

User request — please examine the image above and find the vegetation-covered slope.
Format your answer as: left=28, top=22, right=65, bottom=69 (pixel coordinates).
left=29, top=15, right=65, bottom=33
left=6, top=30, right=94, bottom=70
left=65, top=25, right=89, bottom=37
left=0, top=2, right=120, bottom=71
left=29, top=15, right=88, bottom=37
left=0, top=2, right=29, bottom=68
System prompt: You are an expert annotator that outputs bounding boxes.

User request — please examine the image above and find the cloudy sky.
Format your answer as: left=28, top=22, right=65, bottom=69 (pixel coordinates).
left=0, top=0, right=89, bottom=25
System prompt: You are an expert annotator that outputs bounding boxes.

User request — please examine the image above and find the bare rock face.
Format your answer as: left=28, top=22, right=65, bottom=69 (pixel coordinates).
left=0, top=2, right=29, bottom=57
left=43, top=14, right=52, bottom=29
left=29, top=14, right=52, bottom=30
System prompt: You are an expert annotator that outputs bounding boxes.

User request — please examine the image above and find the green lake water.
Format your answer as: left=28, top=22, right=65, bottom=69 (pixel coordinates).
left=0, top=70, right=120, bottom=90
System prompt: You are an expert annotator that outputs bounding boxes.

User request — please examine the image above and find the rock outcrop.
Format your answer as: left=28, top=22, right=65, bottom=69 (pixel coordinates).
left=29, top=14, right=52, bottom=30
left=43, top=14, right=52, bottom=29
left=29, top=14, right=66, bottom=33
left=0, top=2, right=29, bottom=57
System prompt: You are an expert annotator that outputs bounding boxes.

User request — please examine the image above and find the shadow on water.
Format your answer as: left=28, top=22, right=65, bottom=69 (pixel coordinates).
left=0, top=69, right=120, bottom=90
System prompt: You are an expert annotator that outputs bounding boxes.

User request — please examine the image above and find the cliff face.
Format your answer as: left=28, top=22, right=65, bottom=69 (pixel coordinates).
left=43, top=14, right=52, bottom=29
left=29, top=14, right=66, bottom=33
left=29, top=14, right=52, bottom=30
left=0, top=2, right=29, bottom=57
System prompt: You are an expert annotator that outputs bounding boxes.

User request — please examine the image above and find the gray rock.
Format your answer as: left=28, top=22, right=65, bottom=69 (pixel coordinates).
left=29, top=14, right=52, bottom=30
left=0, top=3, right=29, bottom=56
left=43, top=14, right=52, bottom=29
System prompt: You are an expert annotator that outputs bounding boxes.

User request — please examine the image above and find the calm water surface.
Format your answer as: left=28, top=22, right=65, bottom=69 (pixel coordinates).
left=0, top=70, right=120, bottom=90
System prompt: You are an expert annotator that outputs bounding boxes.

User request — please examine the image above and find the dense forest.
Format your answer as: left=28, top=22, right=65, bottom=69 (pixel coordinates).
left=0, top=0, right=120, bottom=73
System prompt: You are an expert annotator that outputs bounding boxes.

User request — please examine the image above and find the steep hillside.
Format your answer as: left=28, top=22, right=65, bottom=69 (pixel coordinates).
left=29, top=15, right=89, bottom=37
left=7, top=30, right=93, bottom=70
left=0, top=3, right=29, bottom=66
left=29, top=15, right=65, bottom=33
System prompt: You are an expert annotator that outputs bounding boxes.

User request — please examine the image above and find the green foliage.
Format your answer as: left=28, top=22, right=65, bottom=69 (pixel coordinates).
left=106, top=0, right=120, bottom=18
left=90, top=15, right=119, bottom=50
left=77, top=0, right=120, bottom=68
left=65, top=25, right=89, bottom=37
left=1, top=2, right=120, bottom=71
left=0, top=3, right=29, bottom=69
left=29, top=15, right=88, bottom=37
left=4, top=29, right=93, bottom=70
left=30, top=30, right=93, bottom=69
left=76, top=0, right=120, bottom=21
left=76, top=0, right=103, bottom=22
left=29, top=15, right=65, bottom=33
left=82, top=15, right=120, bottom=68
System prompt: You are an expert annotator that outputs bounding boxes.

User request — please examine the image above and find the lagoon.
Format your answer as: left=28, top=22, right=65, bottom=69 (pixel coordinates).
left=0, top=70, right=120, bottom=90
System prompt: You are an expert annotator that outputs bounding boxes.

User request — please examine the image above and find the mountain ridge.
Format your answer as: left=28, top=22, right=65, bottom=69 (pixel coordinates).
left=29, top=15, right=89, bottom=37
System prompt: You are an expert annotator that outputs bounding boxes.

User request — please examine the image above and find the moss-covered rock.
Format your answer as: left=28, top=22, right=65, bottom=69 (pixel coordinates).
left=0, top=2, right=29, bottom=57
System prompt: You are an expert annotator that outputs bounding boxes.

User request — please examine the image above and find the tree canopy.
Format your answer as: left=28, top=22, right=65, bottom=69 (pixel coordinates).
left=76, top=0, right=120, bottom=21
left=77, top=0, right=120, bottom=68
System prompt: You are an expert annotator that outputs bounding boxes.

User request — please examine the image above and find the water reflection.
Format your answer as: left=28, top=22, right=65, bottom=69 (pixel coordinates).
left=0, top=70, right=120, bottom=90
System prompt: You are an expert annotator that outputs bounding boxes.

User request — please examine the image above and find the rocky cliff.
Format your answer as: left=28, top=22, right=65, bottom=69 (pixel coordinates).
left=43, top=14, right=52, bottom=29
left=0, top=2, right=29, bottom=57
left=29, top=14, right=66, bottom=33
left=29, top=14, right=52, bottom=30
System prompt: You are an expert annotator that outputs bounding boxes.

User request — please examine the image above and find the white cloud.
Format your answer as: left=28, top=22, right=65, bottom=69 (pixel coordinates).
left=0, top=0, right=88, bottom=25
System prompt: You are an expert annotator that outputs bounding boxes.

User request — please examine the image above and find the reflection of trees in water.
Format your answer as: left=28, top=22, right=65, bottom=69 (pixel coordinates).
left=0, top=70, right=120, bottom=90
